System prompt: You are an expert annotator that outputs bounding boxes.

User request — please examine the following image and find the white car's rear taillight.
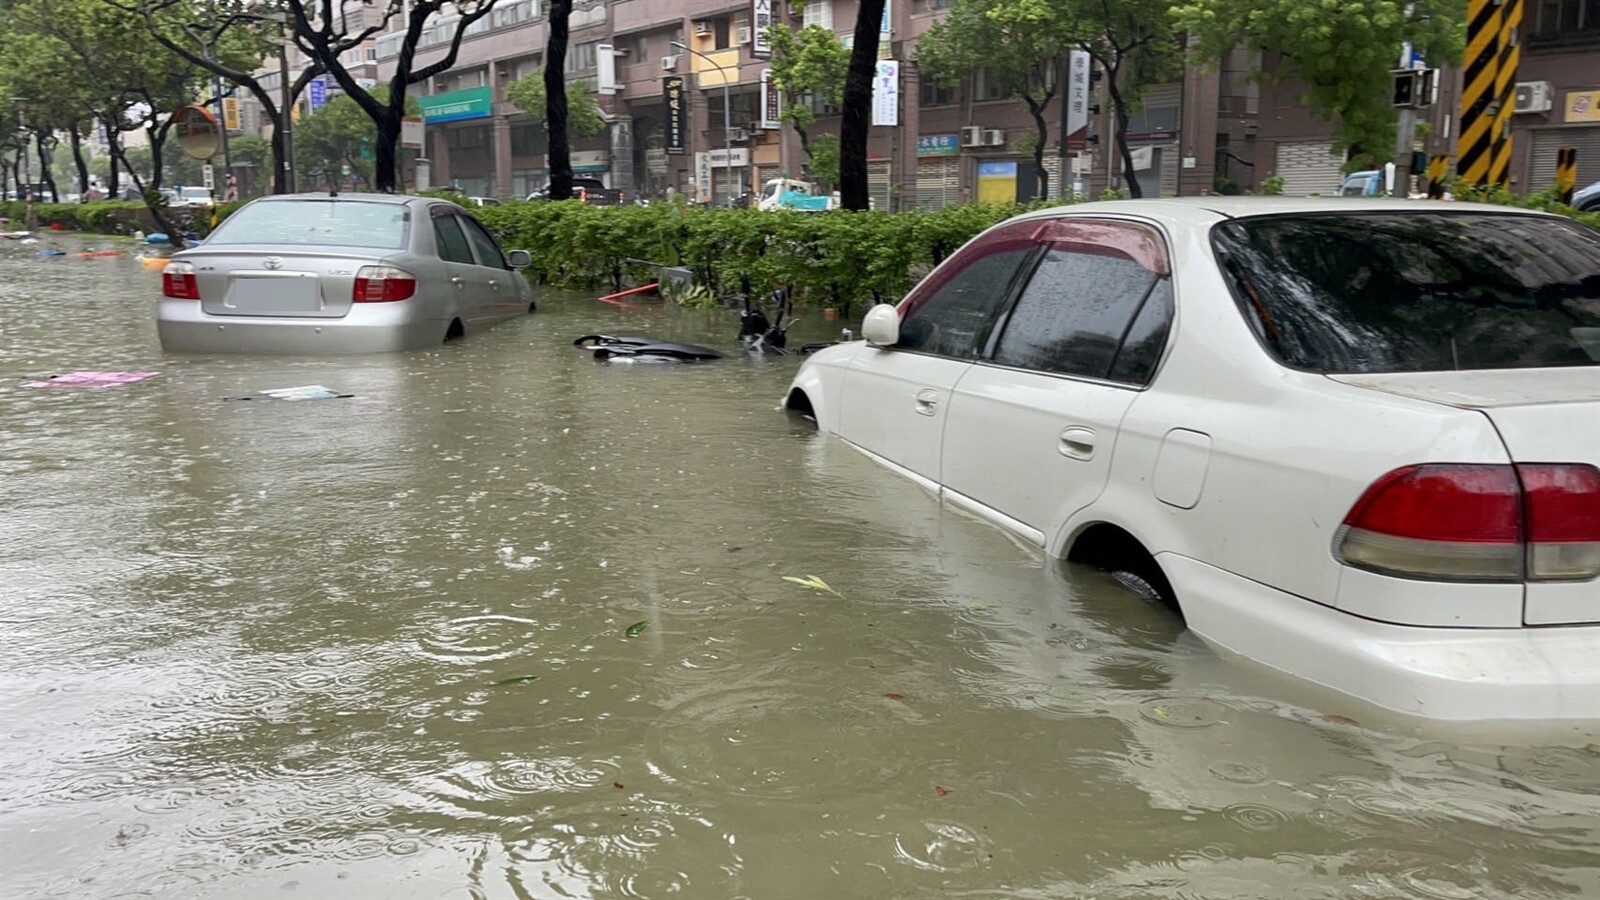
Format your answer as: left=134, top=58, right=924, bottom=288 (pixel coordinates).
left=162, top=260, right=200, bottom=299
left=352, top=265, right=416, bottom=302
left=1337, top=463, right=1600, bottom=582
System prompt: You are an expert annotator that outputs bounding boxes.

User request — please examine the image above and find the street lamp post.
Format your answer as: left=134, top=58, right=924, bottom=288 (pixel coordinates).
left=670, top=41, right=734, bottom=206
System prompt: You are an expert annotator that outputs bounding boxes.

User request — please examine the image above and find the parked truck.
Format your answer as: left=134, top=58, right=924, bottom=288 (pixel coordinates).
left=756, top=177, right=839, bottom=212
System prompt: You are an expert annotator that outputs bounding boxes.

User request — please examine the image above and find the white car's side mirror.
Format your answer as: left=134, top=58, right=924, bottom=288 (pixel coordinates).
left=506, top=249, right=532, bottom=268
left=862, top=303, right=900, bottom=347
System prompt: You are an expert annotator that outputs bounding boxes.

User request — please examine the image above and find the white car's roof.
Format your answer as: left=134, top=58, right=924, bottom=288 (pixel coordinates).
left=1013, top=196, right=1563, bottom=224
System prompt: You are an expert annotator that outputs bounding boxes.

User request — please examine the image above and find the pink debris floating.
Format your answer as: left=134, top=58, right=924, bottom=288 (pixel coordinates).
left=22, top=371, right=159, bottom=388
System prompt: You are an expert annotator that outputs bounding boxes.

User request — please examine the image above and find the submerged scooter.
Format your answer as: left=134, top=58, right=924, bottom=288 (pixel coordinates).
left=739, top=283, right=843, bottom=355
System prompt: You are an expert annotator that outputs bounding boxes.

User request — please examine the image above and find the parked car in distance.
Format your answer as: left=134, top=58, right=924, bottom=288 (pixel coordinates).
left=1338, top=170, right=1384, bottom=197
left=785, top=198, right=1600, bottom=720
left=525, top=177, right=625, bottom=206
left=1573, top=180, right=1600, bottom=212
left=170, top=186, right=216, bottom=208
left=463, top=196, right=500, bottom=208
left=157, top=193, right=536, bottom=354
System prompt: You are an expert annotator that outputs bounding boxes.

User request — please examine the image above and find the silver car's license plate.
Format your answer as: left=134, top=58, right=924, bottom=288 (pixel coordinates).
left=228, top=276, right=321, bottom=314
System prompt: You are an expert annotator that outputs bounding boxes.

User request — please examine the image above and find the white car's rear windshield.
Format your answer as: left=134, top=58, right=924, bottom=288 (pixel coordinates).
left=1214, top=212, right=1600, bottom=373
left=207, top=200, right=410, bottom=249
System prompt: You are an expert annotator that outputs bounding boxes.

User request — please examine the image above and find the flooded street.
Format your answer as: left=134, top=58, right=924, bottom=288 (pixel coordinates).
left=2, top=234, right=1598, bottom=899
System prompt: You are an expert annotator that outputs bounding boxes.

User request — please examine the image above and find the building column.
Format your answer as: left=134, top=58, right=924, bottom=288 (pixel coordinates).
left=610, top=115, right=635, bottom=196
left=493, top=115, right=513, bottom=201
left=431, top=127, right=452, bottom=188
left=898, top=60, right=921, bottom=212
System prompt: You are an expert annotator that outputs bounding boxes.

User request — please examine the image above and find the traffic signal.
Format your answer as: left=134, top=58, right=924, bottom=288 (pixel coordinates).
left=1392, top=70, right=1419, bottom=108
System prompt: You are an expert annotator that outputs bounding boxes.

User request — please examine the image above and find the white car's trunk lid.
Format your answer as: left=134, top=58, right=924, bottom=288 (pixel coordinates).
left=1332, top=369, right=1600, bottom=625
left=182, top=248, right=382, bottom=319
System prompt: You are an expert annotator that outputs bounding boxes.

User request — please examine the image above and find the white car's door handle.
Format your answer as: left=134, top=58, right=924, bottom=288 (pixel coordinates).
left=1060, top=427, right=1096, bottom=460
left=450, top=276, right=464, bottom=286
left=914, top=389, right=940, bottom=416
left=488, top=279, right=499, bottom=289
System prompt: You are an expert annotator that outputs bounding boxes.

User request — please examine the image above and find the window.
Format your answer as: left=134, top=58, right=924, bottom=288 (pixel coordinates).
left=567, top=40, right=599, bottom=72
left=713, top=15, right=733, bottom=50
left=365, top=48, right=377, bottom=61
left=991, top=224, right=1172, bottom=383
left=973, top=68, right=1008, bottom=101
left=897, top=223, right=1038, bottom=358
left=1530, top=0, right=1600, bottom=42
left=431, top=209, right=476, bottom=264
left=460, top=216, right=508, bottom=269
left=920, top=78, right=956, bottom=107
left=625, top=33, right=649, bottom=62
left=803, top=0, right=833, bottom=30
left=1212, top=213, right=1600, bottom=373
left=209, top=200, right=409, bottom=250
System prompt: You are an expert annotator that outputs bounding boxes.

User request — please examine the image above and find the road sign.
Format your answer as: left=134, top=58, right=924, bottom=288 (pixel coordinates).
left=308, top=77, right=328, bottom=112
left=202, top=164, right=215, bottom=190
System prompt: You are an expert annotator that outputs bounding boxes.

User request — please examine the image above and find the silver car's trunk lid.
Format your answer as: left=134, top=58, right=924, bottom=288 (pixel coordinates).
left=1332, top=369, right=1600, bottom=625
left=182, top=247, right=388, bottom=318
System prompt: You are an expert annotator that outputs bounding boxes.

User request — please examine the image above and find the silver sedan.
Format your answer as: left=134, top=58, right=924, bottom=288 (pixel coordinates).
left=157, top=193, right=535, bottom=354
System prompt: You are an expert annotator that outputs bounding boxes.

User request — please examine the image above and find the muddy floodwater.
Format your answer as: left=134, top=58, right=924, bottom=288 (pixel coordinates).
left=1, top=234, right=1598, bottom=899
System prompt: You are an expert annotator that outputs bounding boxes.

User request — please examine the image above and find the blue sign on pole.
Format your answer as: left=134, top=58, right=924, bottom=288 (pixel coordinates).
left=308, top=77, right=327, bottom=112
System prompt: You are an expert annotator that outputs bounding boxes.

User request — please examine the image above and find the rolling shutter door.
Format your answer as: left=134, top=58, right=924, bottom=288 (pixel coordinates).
left=1275, top=140, right=1344, bottom=196
left=1527, top=127, right=1600, bottom=193
left=916, top=158, right=959, bottom=209
left=869, top=160, right=892, bottom=211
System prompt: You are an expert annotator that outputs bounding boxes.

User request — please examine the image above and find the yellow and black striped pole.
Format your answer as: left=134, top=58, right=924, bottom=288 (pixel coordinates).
left=1458, top=0, right=1502, bottom=187
left=1488, top=0, right=1523, bottom=187
left=1427, top=154, right=1449, bottom=198
left=1555, top=147, right=1578, bottom=204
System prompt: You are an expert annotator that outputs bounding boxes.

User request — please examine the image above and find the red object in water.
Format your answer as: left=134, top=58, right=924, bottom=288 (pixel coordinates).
left=597, top=283, right=660, bottom=303
left=49, top=222, right=64, bottom=231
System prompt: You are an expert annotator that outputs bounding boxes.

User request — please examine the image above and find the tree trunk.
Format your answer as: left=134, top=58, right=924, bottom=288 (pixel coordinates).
left=1024, top=94, right=1050, bottom=201
left=545, top=0, right=573, bottom=201
left=36, top=134, right=59, bottom=203
left=838, top=0, right=887, bottom=211
left=69, top=126, right=91, bottom=200
left=106, top=128, right=120, bottom=198
left=373, top=108, right=401, bottom=192
left=1104, top=62, right=1142, bottom=198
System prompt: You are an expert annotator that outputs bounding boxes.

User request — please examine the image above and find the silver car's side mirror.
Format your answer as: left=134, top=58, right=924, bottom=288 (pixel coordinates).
left=862, top=303, right=900, bottom=347
left=507, top=249, right=532, bottom=268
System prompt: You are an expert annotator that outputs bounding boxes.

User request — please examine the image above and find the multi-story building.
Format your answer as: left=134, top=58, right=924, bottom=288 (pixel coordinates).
left=376, top=0, right=1270, bottom=207
left=1254, top=6, right=1600, bottom=196
left=242, top=0, right=1596, bottom=203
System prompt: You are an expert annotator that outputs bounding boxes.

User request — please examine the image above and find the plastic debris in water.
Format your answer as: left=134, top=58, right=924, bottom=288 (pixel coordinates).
left=22, top=371, right=159, bottom=388
left=223, top=385, right=353, bottom=402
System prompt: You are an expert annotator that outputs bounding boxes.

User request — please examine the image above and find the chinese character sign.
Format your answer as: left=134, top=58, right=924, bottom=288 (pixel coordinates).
left=308, top=77, right=327, bottom=112
left=916, top=134, right=959, bottom=157
left=871, top=60, right=899, bottom=127
left=760, top=69, right=782, bottom=129
left=752, top=0, right=773, bottom=59
left=664, top=76, right=687, bottom=155
left=1066, top=51, right=1090, bottom=141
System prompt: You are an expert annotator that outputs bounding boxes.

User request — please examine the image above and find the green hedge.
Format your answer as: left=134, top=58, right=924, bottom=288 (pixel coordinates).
left=473, top=201, right=1046, bottom=314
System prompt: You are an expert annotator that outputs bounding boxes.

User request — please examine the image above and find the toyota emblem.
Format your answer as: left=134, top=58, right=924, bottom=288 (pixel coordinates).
left=262, top=257, right=283, bottom=270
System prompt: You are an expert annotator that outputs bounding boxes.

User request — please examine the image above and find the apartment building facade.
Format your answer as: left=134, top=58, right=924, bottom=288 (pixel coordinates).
left=373, top=0, right=1263, bottom=207
left=1254, top=3, right=1600, bottom=196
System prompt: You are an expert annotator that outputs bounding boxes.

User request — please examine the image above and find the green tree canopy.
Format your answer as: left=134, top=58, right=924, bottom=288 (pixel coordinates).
left=765, top=22, right=850, bottom=176
left=918, top=0, right=1074, bottom=199
left=295, top=88, right=420, bottom=189
left=505, top=71, right=608, bottom=137
left=1174, top=0, right=1464, bottom=159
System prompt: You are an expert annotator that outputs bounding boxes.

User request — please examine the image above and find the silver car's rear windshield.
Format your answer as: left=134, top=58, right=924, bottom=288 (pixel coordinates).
left=1213, top=212, right=1600, bottom=373
left=208, top=200, right=410, bottom=250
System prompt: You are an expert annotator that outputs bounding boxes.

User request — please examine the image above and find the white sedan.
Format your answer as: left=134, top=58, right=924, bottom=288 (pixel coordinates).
left=784, top=198, right=1600, bottom=721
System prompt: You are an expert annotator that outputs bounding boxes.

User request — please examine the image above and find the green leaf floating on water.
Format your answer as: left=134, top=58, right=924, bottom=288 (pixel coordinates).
left=625, top=621, right=648, bottom=638
left=492, top=675, right=540, bottom=687
left=783, top=575, right=842, bottom=597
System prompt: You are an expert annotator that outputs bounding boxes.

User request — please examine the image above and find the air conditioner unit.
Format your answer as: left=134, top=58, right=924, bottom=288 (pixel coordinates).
left=661, top=54, right=678, bottom=71
left=728, top=127, right=750, bottom=142
left=960, top=125, right=984, bottom=147
left=1514, top=80, right=1553, bottom=114
left=693, top=19, right=711, bottom=34
left=982, top=128, right=1005, bottom=146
